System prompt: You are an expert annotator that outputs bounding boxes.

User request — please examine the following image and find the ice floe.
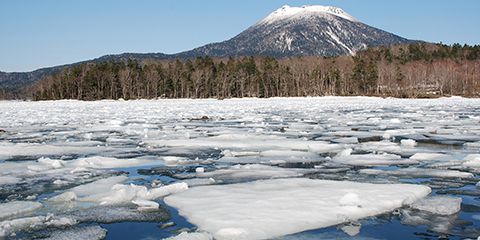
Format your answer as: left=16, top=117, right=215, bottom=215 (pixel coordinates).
left=0, top=214, right=76, bottom=238
left=165, top=178, right=431, bottom=240
left=0, top=201, right=43, bottom=220
left=359, top=168, right=474, bottom=179
left=166, top=231, right=213, bottom=240
left=48, top=175, right=188, bottom=207
left=2, top=97, right=480, bottom=238
left=41, top=225, right=107, bottom=240
left=331, top=149, right=415, bottom=166
left=187, top=164, right=311, bottom=182
left=409, top=196, right=462, bottom=215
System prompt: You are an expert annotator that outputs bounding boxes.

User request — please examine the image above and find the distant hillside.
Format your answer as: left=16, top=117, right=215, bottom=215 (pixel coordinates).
left=25, top=43, right=480, bottom=100
left=0, top=5, right=416, bottom=94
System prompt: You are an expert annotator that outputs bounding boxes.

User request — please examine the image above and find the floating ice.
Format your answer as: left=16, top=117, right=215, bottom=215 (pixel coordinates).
left=190, top=164, right=310, bottom=182
left=166, top=231, right=213, bottom=240
left=0, top=176, right=21, bottom=185
left=2, top=97, right=480, bottom=238
left=401, top=209, right=458, bottom=234
left=340, top=222, right=361, bottom=236
left=146, top=133, right=342, bottom=154
left=165, top=178, right=431, bottom=240
left=0, top=201, right=43, bottom=220
left=463, top=154, right=480, bottom=168
left=360, top=168, right=474, bottom=179
left=400, top=139, right=417, bottom=148
left=409, top=153, right=451, bottom=161
left=41, top=225, right=107, bottom=240
left=332, top=151, right=415, bottom=166
left=69, top=156, right=159, bottom=169
left=66, top=206, right=169, bottom=223
left=50, top=175, right=187, bottom=207
left=0, top=142, right=107, bottom=160
left=0, top=214, right=76, bottom=238
left=409, top=196, right=462, bottom=215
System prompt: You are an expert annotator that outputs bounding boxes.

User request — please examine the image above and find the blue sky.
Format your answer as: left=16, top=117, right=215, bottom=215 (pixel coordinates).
left=1, top=0, right=478, bottom=72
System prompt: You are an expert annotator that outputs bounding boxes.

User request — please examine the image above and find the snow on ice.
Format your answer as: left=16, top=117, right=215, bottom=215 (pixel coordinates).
left=1, top=97, right=480, bottom=238
left=165, top=178, right=431, bottom=240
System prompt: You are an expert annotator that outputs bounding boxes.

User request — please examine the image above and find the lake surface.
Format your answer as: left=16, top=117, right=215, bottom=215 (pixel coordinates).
left=0, top=97, right=479, bottom=239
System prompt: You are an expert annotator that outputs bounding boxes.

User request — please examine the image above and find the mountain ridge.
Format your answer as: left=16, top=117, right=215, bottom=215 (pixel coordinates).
left=0, top=5, right=416, bottom=90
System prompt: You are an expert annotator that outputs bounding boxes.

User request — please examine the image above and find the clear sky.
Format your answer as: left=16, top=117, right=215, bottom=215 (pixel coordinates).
left=1, top=0, right=479, bottom=72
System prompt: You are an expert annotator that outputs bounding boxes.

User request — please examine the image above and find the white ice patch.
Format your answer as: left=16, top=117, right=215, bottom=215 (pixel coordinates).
left=190, top=164, right=310, bottom=181
left=50, top=176, right=188, bottom=207
left=0, top=142, right=107, bottom=160
left=409, top=196, right=462, bottom=215
left=166, top=231, right=213, bottom=240
left=146, top=133, right=341, bottom=154
left=462, top=154, right=480, bottom=168
left=165, top=178, right=431, bottom=240
left=410, top=153, right=451, bottom=161
left=360, top=168, right=474, bottom=179
left=0, top=201, right=43, bottom=220
left=69, top=156, right=159, bottom=169
left=400, top=139, right=417, bottom=148
left=332, top=152, right=415, bottom=166
left=0, top=176, right=21, bottom=185
left=0, top=215, right=76, bottom=238
left=41, top=226, right=107, bottom=240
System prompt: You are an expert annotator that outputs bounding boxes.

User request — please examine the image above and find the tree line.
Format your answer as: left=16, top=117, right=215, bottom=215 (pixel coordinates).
left=22, top=43, right=480, bottom=100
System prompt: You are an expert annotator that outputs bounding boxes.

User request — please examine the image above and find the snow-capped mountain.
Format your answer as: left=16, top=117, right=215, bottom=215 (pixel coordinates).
left=0, top=5, right=415, bottom=91
left=178, top=5, right=414, bottom=57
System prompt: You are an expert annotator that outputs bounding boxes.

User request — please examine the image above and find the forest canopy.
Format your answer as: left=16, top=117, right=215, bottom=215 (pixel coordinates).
left=16, top=43, right=480, bottom=100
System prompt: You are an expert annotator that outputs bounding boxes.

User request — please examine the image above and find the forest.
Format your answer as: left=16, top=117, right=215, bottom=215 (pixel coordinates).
left=11, top=43, right=480, bottom=100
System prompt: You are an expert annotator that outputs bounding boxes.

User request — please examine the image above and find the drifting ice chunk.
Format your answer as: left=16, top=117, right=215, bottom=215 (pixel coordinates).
left=165, top=178, right=431, bottom=240
left=191, top=164, right=310, bottom=182
left=70, top=176, right=129, bottom=201
left=49, top=191, right=77, bottom=203
left=409, top=153, right=450, bottom=161
left=464, top=141, right=480, bottom=149
left=0, top=176, right=21, bottom=185
left=463, top=154, right=480, bottom=168
left=51, top=174, right=187, bottom=206
left=67, top=206, right=169, bottom=223
left=42, top=226, right=107, bottom=240
left=0, top=201, right=43, bottom=220
left=360, top=168, right=474, bottom=179
left=0, top=215, right=76, bottom=238
left=332, top=152, right=415, bottom=166
left=146, top=133, right=342, bottom=154
left=401, top=209, right=458, bottom=234
left=166, top=231, right=213, bottom=240
left=340, top=223, right=361, bottom=236
left=409, top=196, right=462, bottom=215
left=70, top=156, right=158, bottom=169
left=0, top=142, right=106, bottom=160
left=400, top=139, right=417, bottom=148
left=132, top=199, right=160, bottom=211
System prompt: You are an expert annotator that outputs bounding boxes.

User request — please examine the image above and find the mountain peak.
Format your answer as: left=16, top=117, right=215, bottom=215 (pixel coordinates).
left=258, top=5, right=358, bottom=25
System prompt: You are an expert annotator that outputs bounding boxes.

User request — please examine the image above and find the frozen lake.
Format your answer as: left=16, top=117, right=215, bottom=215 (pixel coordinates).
left=0, top=97, right=479, bottom=239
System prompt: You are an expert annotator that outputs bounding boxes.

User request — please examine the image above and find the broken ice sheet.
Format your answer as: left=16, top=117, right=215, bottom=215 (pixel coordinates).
left=165, top=178, right=430, bottom=240
left=359, top=168, right=474, bottom=179
left=1, top=97, right=480, bottom=238
left=176, top=164, right=313, bottom=183
left=409, top=196, right=462, bottom=215
left=29, top=225, right=107, bottom=240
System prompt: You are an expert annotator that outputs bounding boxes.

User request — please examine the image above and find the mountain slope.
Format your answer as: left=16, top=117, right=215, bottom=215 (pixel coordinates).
left=178, top=5, right=414, bottom=58
left=0, top=5, right=416, bottom=92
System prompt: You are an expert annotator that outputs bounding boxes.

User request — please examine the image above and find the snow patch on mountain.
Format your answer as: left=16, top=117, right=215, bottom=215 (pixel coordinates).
left=259, top=5, right=358, bottom=25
